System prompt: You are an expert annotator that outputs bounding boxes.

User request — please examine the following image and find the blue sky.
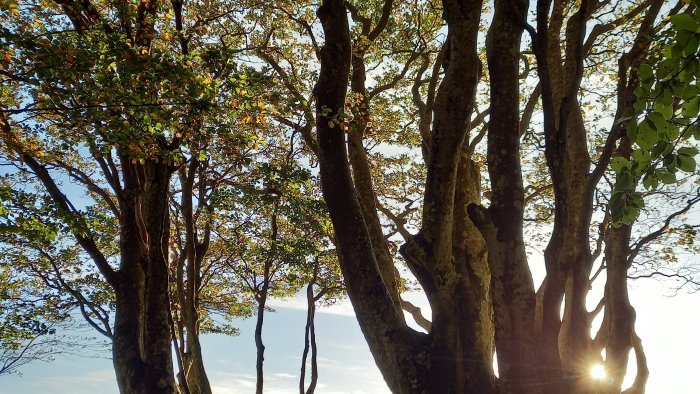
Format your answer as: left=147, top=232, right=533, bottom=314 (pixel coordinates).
left=0, top=302, right=390, bottom=394
left=1, top=279, right=700, bottom=393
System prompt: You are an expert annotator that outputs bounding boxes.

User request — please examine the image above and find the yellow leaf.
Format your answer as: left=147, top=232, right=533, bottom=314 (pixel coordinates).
left=328, top=121, right=335, bottom=128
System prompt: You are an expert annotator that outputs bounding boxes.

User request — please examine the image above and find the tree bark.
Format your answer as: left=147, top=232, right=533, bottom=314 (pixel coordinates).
left=471, top=1, right=539, bottom=391
left=110, top=158, right=178, bottom=394
left=177, top=161, right=213, bottom=394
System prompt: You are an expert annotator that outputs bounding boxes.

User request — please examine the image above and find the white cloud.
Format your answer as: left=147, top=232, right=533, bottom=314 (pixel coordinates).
left=271, top=372, right=297, bottom=379
left=268, top=296, right=357, bottom=317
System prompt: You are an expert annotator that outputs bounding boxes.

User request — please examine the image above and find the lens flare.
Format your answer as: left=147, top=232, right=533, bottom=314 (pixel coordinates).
left=591, top=364, right=606, bottom=381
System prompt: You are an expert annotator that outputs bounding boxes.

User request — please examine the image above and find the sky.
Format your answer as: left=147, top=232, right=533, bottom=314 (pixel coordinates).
left=1, top=278, right=700, bottom=394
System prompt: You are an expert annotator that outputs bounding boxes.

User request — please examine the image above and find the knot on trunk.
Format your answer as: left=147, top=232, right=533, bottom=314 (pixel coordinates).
left=467, top=203, right=496, bottom=237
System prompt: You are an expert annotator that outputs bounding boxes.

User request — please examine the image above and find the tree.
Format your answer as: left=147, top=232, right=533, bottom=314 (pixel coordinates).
left=215, top=150, right=334, bottom=394
left=0, top=251, right=97, bottom=376
left=298, top=252, right=343, bottom=394
left=0, top=0, right=250, bottom=391
left=312, top=0, right=696, bottom=393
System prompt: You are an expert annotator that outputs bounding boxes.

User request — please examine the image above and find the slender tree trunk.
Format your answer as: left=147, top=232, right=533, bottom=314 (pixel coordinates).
left=177, top=161, right=213, bottom=394
left=604, top=213, right=634, bottom=392
left=348, top=48, right=404, bottom=314
left=183, top=332, right=212, bottom=394
left=602, top=2, right=662, bottom=389
left=299, top=282, right=318, bottom=394
left=254, top=291, right=268, bottom=394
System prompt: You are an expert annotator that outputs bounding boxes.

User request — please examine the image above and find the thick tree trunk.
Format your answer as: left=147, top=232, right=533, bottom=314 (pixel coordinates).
left=111, top=159, right=177, bottom=394
left=9, top=126, right=180, bottom=394
left=601, top=2, right=663, bottom=389
left=475, top=1, right=540, bottom=392
left=604, top=217, right=634, bottom=392
left=316, top=1, right=430, bottom=392
left=112, top=286, right=176, bottom=393
left=317, top=0, right=499, bottom=393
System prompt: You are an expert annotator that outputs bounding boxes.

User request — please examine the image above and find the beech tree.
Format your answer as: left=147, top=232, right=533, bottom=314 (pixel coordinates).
left=0, top=0, right=253, bottom=391
left=313, top=0, right=699, bottom=393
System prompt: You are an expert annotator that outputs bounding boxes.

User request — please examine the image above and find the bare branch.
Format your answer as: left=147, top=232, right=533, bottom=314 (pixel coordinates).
left=400, top=298, right=431, bottom=332
left=628, top=188, right=700, bottom=265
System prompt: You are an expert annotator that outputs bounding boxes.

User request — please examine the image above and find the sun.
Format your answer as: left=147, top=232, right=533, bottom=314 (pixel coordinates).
left=591, top=364, right=606, bottom=381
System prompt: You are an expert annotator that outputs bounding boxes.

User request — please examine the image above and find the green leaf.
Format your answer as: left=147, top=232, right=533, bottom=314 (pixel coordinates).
left=684, top=35, right=700, bottom=57
left=615, top=170, right=635, bottom=190
left=656, top=58, right=675, bottom=79
left=630, top=192, right=645, bottom=209
left=638, top=64, right=654, bottom=81
left=610, top=157, right=632, bottom=173
left=652, top=141, right=671, bottom=157
left=655, top=102, right=674, bottom=120
left=671, top=14, right=698, bottom=32
left=642, top=172, right=659, bottom=190
left=647, top=111, right=667, bottom=131
left=658, top=170, right=677, bottom=184
left=631, top=149, right=651, bottom=164
left=678, top=154, right=697, bottom=172
left=678, top=146, right=699, bottom=157
left=636, top=122, right=657, bottom=150
left=663, top=153, right=677, bottom=168
left=682, top=97, right=700, bottom=118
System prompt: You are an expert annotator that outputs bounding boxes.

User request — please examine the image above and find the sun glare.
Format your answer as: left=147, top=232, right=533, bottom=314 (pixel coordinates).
left=591, top=364, right=606, bottom=381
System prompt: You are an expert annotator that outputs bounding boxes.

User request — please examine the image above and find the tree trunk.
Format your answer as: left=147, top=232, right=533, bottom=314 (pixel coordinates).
left=299, top=282, right=318, bottom=394
left=476, top=1, right=539, bottom=391
left=602, top=2, right=663, bottom=389
left=178, top=161, right=213, bottom=394
left=254, top=292, right=268, bottom=394
left=317, top=0, right=497, bottom=393
left=183, top=332, right=212, bottom=394
left=111, top=158, right=178, bottom=394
